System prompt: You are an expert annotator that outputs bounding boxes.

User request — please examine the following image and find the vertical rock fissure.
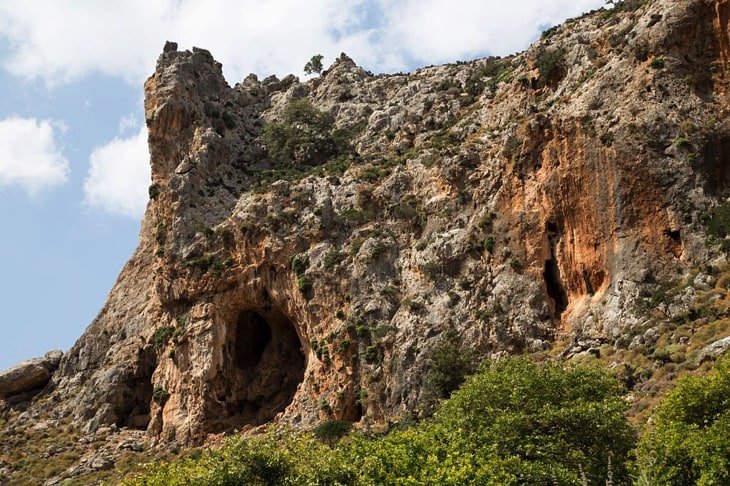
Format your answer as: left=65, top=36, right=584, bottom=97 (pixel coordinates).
left=544, top=222, right=568, bottom=319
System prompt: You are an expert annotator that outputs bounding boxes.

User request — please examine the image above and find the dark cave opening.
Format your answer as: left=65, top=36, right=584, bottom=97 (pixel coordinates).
left=115, top=346, right=157, bottom=430
left=544, top=258, right=569, bottom=319
left=544, top=222, right=569, bottom=319
left=220, top=309, right=305, bottom=429
left=235, top=311, right=272, bottom=369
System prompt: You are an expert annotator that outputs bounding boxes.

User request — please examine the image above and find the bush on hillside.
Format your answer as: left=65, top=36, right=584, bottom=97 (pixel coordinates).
left=638, top=355, right=730, bottom=485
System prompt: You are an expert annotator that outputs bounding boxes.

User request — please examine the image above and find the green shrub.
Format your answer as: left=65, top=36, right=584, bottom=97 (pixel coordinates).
left=435, top=357, right=636, bottom=484
left=221, top=111, right=236, bottom=129
left=364, top=345, right=381, bottom=363
left=422, top=335, right=477, bottom=402
left=304, top=54, right=324, bottom=75
left=314, top=420, right=353, bottom=445
left=651, top=57, right=665, bottom=69
left=148, top=183, right=160, bottom=199
left=421, top=261, right=442, bottom=280
left=126, top=431, right=356, bottom=486
left=128, top=359, right=636, bottom=486
left=323, top=250, right=345, bottom=269
left=263, top=98, right=343, bottom=165
left=337, top=339, right=350, bottom=354
left=675, top=137, right=692, bottom=149
left=290, top=254, right=309, bottom=276
left=706, top=200, right=730, bottom=238
left=153, top=326, right=174, bottom=349
left=537, top=48, right=566, bottom=86
left=152, top=386, right=170, bottom=403
left=638, top=355, right=730, bottom=485
left=297, top=274, right=312, bottom=294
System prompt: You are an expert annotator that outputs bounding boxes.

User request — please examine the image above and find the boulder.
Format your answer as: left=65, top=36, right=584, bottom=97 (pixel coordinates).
left=0, top=350, right=63, bottom=398
left=697, top=336, right=730, bottom=363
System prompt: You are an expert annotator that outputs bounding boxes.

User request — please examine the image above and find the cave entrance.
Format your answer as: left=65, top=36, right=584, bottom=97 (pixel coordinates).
left=544, top=222, right=568, bottom=320
left=224, top=309, right=305, bottom=428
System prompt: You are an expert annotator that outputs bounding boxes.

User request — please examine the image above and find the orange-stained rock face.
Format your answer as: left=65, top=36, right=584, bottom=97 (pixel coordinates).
left=15, top=0, right=730, bottom=446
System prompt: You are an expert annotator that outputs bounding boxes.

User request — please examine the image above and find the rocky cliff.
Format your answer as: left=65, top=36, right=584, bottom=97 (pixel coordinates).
left=3, top=0, right=730, bottom=481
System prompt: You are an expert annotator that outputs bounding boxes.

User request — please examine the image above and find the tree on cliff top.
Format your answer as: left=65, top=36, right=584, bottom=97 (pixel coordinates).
left=304, top=54, right=324, bottom=75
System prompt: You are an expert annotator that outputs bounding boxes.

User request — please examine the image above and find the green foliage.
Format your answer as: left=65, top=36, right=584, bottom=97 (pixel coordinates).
left=314, top=420, right=353, bottom=445
left=297, top=274, right=313, bottom=295
left=364, top=345, right=382, bottom=363
left=483, top=236, right=495, bottom=253
left=337, top=208, right=370, bottom=227
left=422, top=335, right=477, bottom=402
left=152, top=386, right=170, bottom=403
left=706, top=200, right=730, bottom=239
left=537, top=47, right=566, bottom=86
left=602, top=0, right=648, bottom=19
left=304, top=54, right=324, bottom=75
left=291, top=254, right=313, bottom=295
left=323, top=250, right=345, bottom=269
left=127, top=359, right=636, bottom=485
left=183, top=253, right=230, bottom=277
left=263, top=98, right=348, bottom=165
left=421, top=261, right=443, bottom=280
left=250, top=155, right=354, bottom=193
left=435, top=357, right=636, bottom=484
left=153, top=326, right=174, bottom=350
left=651, top=57, right=666, bottom=69
left=369, top=243, right=387, bottom=261
left=337, top=339, right=350, bottom=354
left=290, top=254, right=309, bottom=276
left=638, top=356, right=730, bottom=485
left=126, top=432, right=340, bottom=485
left=148, top=183, right=160, bottom=199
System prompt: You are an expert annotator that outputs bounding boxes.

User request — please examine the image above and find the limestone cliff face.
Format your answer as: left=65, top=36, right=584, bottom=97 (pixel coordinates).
left=13, top=0, right=730, bottom=447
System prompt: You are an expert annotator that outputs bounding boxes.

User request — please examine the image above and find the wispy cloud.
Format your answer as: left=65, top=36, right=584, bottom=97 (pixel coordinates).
left=84, top=125, right=150, bottom=218
left=0, top=0, right=606, bottom=86
left=0, top=117, right=69, bottom=195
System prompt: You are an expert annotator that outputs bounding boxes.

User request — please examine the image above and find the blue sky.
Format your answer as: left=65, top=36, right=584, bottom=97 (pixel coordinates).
left=0, top=0, right=606, bottom=371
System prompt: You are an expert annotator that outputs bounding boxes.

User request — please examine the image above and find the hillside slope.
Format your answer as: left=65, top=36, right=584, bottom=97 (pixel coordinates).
left=3, top=0, right=730, bottom=482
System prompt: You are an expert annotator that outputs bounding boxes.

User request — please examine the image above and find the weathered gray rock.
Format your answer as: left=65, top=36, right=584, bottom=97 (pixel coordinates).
left=698, top=336, right=730, bottom=363
left=0, top=350, right=63, bottom=398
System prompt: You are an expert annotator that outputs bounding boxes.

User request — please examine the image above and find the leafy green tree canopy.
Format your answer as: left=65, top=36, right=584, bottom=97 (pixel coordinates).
left=263, top=98, right=335, bottom=165
left=638, top=355, right=730, bottom=486
left=304, top=54, right=324, bottom=75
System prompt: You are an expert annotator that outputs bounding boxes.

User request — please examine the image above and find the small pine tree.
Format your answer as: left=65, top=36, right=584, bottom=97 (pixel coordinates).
left=304, top=54, right=324, bottom=75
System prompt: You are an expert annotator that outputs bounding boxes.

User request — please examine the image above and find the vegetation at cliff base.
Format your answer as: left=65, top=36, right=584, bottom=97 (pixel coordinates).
left=126, top=357, right=637, bottom=485
left=637, top=355, right=730, bottom=485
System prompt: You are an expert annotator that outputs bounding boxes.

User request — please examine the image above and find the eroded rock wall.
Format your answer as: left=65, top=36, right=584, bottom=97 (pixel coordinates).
left=30, top=0, right=730, bottom=445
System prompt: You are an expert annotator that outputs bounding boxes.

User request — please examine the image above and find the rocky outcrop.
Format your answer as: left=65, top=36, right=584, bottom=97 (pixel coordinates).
left=0, top=350, right=62, bottom=398
left=4, top=0, right=730, bottom=452
left=698, top=335, right=730, bottom=362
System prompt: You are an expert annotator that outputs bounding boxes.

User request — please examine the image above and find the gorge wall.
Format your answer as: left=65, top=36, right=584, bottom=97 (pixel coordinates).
left=3, top=0, right=730, bottom=452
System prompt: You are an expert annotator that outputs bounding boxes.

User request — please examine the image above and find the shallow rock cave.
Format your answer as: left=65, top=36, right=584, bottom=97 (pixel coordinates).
left=212, top=308, right=305, bottom=430
left=114, top=347, right=157, bottom=430
left=544, top=222, right=568, bottom=319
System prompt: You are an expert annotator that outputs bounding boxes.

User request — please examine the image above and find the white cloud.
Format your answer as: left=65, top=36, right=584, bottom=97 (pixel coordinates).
left=0, top=117, right=69, bottom=195
left=0, top=0, right=606, bottom=86
left=84, top=125, right=150, bottom=218
left=374, top=0, right=608, bottom=67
